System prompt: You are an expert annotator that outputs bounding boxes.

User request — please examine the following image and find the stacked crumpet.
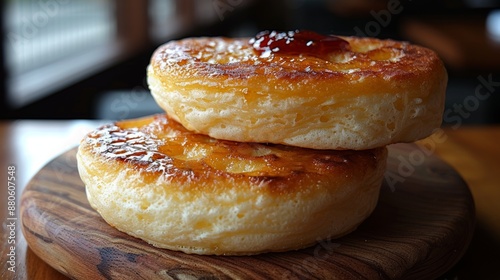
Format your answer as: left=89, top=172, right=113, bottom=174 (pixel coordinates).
left=77, top=30, right=447, bottom=255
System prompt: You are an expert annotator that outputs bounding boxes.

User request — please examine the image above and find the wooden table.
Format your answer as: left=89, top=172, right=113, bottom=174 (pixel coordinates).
left=1, top=120, right=499, bottom=279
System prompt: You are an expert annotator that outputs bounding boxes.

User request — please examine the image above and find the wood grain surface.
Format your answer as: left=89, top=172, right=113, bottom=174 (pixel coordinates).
left=20, top=143, right=475, bottom=280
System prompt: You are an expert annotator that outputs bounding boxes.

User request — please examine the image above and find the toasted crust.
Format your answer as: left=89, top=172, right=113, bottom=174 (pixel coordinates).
left=77, top=114, right=387, bottom=255
left=148, top=36, right=447, bottom=150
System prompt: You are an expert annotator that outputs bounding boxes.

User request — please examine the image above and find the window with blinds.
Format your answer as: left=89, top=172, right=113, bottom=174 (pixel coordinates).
left=5, top=0, right=116, bottom=75
left=2, top=0, right=230, bottom=109
left=4, top=0, right=118, bottom=107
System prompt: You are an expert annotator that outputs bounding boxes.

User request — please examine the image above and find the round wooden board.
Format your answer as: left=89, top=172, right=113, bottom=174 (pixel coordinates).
left=20, top=143, right=475, bottom=280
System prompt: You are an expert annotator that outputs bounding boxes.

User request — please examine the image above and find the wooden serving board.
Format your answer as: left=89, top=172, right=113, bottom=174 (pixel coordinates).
left=20, top=143, right=475, bottom=280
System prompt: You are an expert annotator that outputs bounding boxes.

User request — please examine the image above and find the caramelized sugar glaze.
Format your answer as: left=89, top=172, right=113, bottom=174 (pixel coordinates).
left=152, top=29, right=443, bottom=87
left=81, top=114, right=386, bottom=195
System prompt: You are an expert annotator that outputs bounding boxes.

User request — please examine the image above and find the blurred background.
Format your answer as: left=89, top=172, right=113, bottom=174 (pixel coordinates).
left=1, top=0, right=500, bottom=123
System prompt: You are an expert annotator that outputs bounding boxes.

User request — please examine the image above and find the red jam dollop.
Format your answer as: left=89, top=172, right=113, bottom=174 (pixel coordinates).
left=249, top=30, right=350, bottom=59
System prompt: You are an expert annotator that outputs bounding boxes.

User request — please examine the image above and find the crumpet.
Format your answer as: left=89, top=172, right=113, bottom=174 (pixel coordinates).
left=77, top=114, right=387, bottom=255
left=147, top=30, right=447, bottom=150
